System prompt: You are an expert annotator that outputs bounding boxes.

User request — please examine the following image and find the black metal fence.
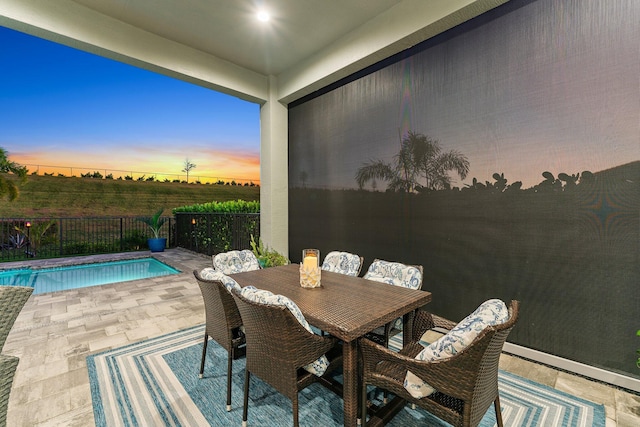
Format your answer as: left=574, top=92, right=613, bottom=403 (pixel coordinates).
left=0, top=213, right=259, bottom=262
left=0, top=217, right=175, bottom=262
left=174, top=212, right=259, bottom=256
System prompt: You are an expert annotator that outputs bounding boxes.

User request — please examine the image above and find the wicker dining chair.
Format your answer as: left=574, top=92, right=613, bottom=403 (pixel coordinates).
left=321, top=251, right=364, bottom=277
left=0, top=286, right=33, bottom=427
left=212, top=249, right=261, bottom=274
left=360, top=300, right=519, bottom=427
left=363, top=258, right=424, bottom=347
left=193, top=269, right=246, bottom=412
left=232, top=287, right=343, bottom=427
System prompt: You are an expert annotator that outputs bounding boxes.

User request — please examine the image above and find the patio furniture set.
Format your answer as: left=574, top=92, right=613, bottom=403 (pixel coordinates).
left=193, top=249, right=519, bottom=427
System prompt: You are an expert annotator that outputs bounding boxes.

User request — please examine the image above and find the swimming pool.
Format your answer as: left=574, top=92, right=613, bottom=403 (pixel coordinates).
left=0, top=258, right=181, bottom=294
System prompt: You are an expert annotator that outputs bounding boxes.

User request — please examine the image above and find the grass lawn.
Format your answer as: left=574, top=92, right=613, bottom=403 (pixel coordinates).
left=2, top=174, right=259, bottom=217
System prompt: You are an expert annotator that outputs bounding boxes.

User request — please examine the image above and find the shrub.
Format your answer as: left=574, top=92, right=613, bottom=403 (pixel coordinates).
left=174, top=199, right=260, bottom=254
left=250, top=235, right=289, bottom=267
left=173, top=199, right=259, bottom=214
left=120, top=230, right=147, bottom=250
left=62, top=242, right=92, bottom=255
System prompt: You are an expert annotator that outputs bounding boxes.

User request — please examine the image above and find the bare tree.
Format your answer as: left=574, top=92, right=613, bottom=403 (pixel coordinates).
left=182, top=158, right=196, bottom=183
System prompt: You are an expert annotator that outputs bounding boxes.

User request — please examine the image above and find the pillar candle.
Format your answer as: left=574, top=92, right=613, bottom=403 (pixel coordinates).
left=303, top=255, right=317, bottom=269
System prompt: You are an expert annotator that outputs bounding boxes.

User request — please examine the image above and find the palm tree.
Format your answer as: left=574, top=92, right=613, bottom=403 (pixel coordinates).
left=0, top=147, right=28, bottom=201
left=355, top=131, right=469, bottom=192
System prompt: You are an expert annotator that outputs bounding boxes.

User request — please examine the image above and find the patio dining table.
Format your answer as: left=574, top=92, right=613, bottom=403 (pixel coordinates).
left=231, top=263, right=432, bottom=427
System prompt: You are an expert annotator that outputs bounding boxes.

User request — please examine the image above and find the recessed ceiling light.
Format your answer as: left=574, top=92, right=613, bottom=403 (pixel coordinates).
left=257, top=10, right=270, bottom=22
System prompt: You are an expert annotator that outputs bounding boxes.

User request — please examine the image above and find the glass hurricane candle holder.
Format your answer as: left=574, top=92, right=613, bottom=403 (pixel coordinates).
left=300, top=249, right=321, bottom=288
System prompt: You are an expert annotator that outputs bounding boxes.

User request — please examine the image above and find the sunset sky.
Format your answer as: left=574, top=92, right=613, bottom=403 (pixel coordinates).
left=0, top=26, right=260, bottom=184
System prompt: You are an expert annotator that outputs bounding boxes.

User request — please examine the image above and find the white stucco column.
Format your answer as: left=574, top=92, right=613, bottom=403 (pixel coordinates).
left=259, top=75, right=289, bottom=257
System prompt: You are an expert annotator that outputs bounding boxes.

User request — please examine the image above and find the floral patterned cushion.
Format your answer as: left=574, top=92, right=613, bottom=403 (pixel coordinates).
left=321, top=251, right=362, bottom=276
left=240, top=286, right=330, bottom=377
left=199, top=268, right=242, bottom=294
left=212, top=250, right=260, bottom=274
left=364, top=259, right=423, bottom=335
left=363, top=259, right=422, bottom=290
left=404, top=299, right=509, bottom=399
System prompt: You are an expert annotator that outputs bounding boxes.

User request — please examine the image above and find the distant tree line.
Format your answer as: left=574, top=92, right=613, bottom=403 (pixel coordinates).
left=31, top=169, right=258, bottom=186
left=21, top=156, right=259, bottom=187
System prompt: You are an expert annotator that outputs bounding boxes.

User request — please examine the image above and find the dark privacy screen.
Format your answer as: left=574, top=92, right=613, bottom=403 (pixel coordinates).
left=288, top=0, right=640, bottom=379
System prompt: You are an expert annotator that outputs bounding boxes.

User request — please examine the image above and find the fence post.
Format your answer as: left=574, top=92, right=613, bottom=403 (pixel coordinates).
left=59, top=219, right=64, bottom=256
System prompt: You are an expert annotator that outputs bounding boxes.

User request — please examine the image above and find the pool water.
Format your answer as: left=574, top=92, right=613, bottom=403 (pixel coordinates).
left=0, top=258, right=181, bottom=294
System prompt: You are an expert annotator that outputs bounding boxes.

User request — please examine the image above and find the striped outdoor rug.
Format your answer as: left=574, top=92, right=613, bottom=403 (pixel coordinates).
left=87, top=324, right=605, bottom=426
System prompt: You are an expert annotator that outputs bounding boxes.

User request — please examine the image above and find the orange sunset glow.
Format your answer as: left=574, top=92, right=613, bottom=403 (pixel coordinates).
left=2, top=27, right=261, bottom=185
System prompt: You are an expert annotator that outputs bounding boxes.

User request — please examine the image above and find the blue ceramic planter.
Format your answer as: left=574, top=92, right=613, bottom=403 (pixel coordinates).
left=147, top=238, right=167, bottom=252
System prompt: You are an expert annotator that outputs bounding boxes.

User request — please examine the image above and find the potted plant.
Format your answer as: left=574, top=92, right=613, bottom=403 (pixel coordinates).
left=250, top=235, right=289, bottom=268
left=139, top=208, right=167, bottom=252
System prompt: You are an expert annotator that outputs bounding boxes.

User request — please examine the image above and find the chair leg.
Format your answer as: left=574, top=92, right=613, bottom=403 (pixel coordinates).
left=199, top=334, right=208, bottom=378
left=361, top=381, right=368, bottom=426
left=382, top=326, right=391, bottom=404
left=242, top=370, right=250, bottom=427
left=292, top=394, right=299, bottom=427
left=226, top=348, right=233, bottom=411
left=494, top=395, right=504, bottom=427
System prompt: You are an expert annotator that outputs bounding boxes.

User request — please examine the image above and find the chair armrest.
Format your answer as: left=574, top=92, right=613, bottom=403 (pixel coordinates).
left=359, top=335, right=489, bottom=400
left=313, top=334, right=340, bottom=359
left=0, top=354, right=19, bottom=426
left=430, top=314, right=457, bottom=331
left=297, top=333, right=340, bottom=368
left=0, top=286, right=33, bottom=352
left=411, top=310, right=457, bottom=341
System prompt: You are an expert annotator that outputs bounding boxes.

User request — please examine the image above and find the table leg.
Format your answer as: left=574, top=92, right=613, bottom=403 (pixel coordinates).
left=403, top=310, right=415, bottom=346
left=343, top=340, right=358, bottom=427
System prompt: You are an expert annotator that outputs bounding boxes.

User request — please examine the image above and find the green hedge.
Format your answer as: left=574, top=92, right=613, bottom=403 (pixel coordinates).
left=172, top=199, right=259, bottom=214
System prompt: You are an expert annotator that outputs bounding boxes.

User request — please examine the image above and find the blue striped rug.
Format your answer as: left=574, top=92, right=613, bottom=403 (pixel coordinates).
left=87, top=324, right=605, bottom=426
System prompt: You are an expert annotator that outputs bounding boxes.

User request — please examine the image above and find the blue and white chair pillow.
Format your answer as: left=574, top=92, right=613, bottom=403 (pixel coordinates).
left=364, top=259, right=422, bottom=290
left=212, top=249, right=261, bottom=274
left=403, top=299, right=510, bottom=399
left=321, top=251, right=362, bottom=277
left=364, top=259, right=423, bottom=332
left=240, top=286, right=330, bottom=377
left=199, top=268, right=242, bottom=294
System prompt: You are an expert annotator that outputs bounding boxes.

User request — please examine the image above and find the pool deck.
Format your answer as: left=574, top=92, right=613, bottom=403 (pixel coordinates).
left=2, top=248, right=639, bottom=426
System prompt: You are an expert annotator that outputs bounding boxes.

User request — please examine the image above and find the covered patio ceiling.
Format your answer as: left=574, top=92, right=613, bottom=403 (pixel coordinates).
left=0, top=0, right=509, bottom=104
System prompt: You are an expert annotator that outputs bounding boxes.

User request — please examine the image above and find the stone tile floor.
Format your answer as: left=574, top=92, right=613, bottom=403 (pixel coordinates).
left=2, top=248, right=639, bottom=426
